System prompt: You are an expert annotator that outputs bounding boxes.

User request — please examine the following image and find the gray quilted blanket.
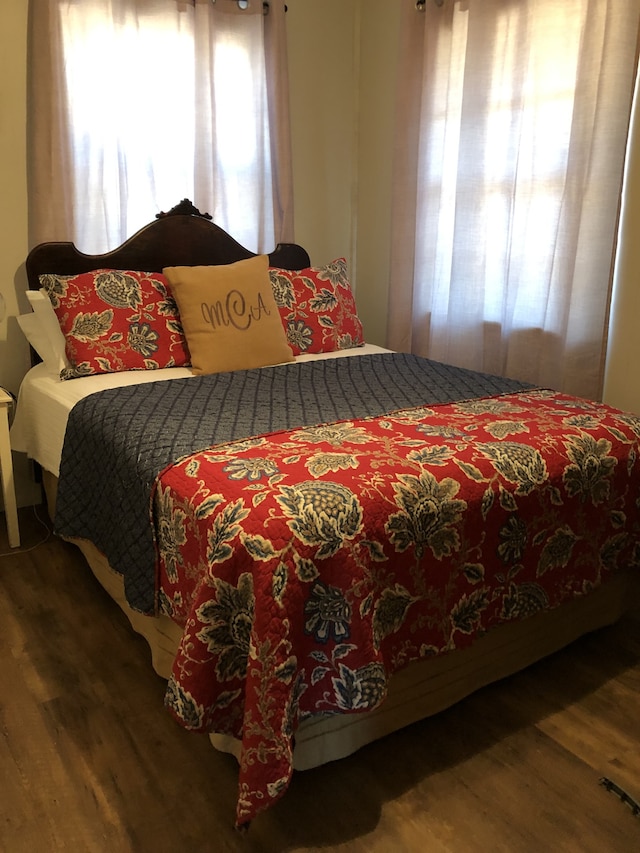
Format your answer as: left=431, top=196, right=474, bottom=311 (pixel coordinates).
left=54, top=352, right=533, bottom=613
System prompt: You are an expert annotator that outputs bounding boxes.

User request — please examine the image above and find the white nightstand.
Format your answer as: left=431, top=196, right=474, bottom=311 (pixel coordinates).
left=0, top=389, right=20, bottom=548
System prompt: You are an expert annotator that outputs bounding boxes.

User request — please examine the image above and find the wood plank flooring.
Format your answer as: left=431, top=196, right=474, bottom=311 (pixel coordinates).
left=1, top=506, right=639, bottom=853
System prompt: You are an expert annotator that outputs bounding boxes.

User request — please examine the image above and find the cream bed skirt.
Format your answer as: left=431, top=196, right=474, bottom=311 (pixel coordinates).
left=43, top=470, right=639, bottom=771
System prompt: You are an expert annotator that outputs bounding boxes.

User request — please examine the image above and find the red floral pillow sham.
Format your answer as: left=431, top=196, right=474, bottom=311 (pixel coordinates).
left=39, top=269, right=190, bottom=380
left=269, top=258, right=365, bottom=356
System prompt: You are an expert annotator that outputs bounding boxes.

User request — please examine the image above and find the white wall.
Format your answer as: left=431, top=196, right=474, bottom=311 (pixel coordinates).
left=354, top=0, right=401, bottom=346
left=603, top=80, right=640, bottom=414
left=287, top=0, right=401, bottom=347
left=0, top=1, right=40, bottom=506
left=286, top=0, right=357, bottom=267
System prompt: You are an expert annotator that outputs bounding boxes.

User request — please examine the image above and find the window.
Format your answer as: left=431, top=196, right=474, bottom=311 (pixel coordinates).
left=479, top=7, right=584, bottom=329
left=388, top=0, right=640, bottom=398
left=29, top=0, right=292, bottom=254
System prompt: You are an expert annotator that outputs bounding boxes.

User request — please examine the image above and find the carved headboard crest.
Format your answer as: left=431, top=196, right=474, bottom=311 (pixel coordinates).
left=156, top=199, right=213, bottom=220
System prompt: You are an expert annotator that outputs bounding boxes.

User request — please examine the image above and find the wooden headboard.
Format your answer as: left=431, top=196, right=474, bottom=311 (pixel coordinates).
left=25, top=199, right=311, bottom=288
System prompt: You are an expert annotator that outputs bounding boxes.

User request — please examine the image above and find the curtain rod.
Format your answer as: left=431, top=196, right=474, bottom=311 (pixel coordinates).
left=208, top=1, right=288, bottom=12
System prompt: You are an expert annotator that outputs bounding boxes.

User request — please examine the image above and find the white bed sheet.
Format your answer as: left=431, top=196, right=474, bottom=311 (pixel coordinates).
left=10, top=344, right=391, bottom=477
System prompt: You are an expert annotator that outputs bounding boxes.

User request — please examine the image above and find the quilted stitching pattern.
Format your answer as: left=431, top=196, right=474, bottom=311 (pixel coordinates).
left=54, top=353, right=533, bottom=613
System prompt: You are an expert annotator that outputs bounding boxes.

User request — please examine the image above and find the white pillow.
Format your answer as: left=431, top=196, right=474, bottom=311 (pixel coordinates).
left=16, top=312, right=61, bottom=375
left=25, top=289, right=69, bottom=374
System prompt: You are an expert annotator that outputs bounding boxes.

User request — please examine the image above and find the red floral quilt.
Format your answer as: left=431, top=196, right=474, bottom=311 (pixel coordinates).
left=153, top=389, right=640, bottom=826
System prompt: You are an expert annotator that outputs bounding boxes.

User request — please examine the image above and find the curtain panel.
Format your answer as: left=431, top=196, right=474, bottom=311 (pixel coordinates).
left=27, top=0, right=293, bottom=255
left=388, top=0, right=640, bottom=399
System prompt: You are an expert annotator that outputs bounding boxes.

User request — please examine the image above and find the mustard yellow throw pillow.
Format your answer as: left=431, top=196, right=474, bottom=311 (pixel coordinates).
left=164, top=255, right=294, bottom=375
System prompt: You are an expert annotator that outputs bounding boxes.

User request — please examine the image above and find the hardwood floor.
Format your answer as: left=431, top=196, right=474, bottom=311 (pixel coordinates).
left=1, top=506, right=639, bottom=853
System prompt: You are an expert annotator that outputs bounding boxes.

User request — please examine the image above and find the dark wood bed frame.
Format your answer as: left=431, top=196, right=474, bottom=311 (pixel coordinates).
left=25, top=198, right=310, bottom=291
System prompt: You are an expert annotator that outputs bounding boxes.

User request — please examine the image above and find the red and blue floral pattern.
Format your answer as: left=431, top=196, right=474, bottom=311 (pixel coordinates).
left=152, top=390, right=640, bottom=827
left=269, top=259, right=365, bottom=355
left=40, top=269, right=190, bottom=379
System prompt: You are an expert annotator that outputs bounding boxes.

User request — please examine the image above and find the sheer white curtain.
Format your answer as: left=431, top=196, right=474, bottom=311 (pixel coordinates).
left=27, top=0, right=293, bottom=254
left=388, top=0, right=640, bottom=399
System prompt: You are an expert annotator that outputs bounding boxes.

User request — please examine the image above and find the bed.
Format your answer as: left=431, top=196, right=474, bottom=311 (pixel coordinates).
left=12, top=200, right=640, bottom=828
